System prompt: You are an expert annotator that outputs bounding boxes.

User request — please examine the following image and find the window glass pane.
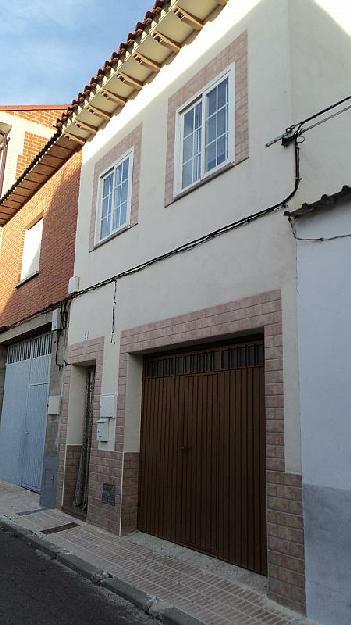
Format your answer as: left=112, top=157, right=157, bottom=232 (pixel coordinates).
left=194, top=126, right=201, bottom=155
left=217, top=135, right=227, bottom=166
left=184, top=108, right=194, bottom=137
left=193, top=154, right=201, bottom=182
left=112, top=207, right=121, bottom=230
left=181, top=101, right=202, bottom=189
left=206, top=115, right=216, bottom=143
left=182, top=161, right=192, bottom=188
left=116, top=163, right=123, bottom=185
left=120, top=202, right=128, bottom=226
left=183, top=135, right=193, bottom=163
left=101, top=195, right=110, bottom=220
left=122, top=157, right=129, bottom=181
left=207, top=87, right=217, bottom=116
left=217, top=107, right=227, bottom=137
left=218, top=79, right=228, bottom=109
left=102, top=171, right=113, bottom=197
left=195, top=103, right=202, bottom=129
left=111, top=155, right=130, bottom=232
left=100, top=217, right=110, bottom=240
left=205, top=77, right=229, bottom=173
left=100, top=170, right=113, bottom=239
left=206, top=141, right=217, bottom=171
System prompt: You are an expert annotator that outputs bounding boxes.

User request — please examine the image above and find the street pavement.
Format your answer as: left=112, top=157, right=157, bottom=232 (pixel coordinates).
left=0, top=527, right=153, bottom=625
left=0, top=482, right=310, bottom=625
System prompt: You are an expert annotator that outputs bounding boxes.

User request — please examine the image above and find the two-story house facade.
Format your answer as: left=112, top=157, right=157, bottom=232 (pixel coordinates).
left=0, top=105, right=82, bottom=507
left=53, top=0, right=351, bottom=620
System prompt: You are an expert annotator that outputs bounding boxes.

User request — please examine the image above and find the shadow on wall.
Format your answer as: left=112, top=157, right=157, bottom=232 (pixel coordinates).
left=0, top=151, right=81, bottom=330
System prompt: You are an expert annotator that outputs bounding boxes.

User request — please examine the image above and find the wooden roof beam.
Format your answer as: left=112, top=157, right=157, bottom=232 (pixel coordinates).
left=151, top=30, right=181, bottom=53
left=132, top=51, right=161, bottom=73
left=117, top=71, right=143, bottom=91
left=65, top=133, right=85, bottom=146
left=172, top=7, right=203, bottom=30
left=101, top=89, right=127, bottom=106
left=74, top=120, right=97, bottom=135
left=87, top=104, right=112, bottom=121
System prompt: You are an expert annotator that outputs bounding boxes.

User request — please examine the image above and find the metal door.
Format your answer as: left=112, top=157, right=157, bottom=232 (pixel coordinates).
left=0, top=333, right=52, bottom=492
left=21, top=349, right=51, bottom=491
left=138, top=339, right=266, bottom=575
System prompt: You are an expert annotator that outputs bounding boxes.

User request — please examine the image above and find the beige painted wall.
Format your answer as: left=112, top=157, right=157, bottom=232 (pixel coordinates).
left=68, top=0, right=351, bottom=473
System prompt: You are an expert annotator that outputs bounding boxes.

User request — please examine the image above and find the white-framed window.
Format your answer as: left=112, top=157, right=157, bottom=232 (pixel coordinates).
left=20, top=218, right=43, bottom=281
left=96, top=150, right=133, bottom=243
left=175, top=66, right=235, bottom=194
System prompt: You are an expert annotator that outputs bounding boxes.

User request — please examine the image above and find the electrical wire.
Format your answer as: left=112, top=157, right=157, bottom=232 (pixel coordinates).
left=0, top=137, right=301, bottom=336
left=288, top=216, right=351, bottom=243
left=110, top=278, right=118, bottom=343
left=3, top=92, right=350, bottom=338
left=70, top=138, right=300, bottom=302
left=267, top=93, right=351, bottom=147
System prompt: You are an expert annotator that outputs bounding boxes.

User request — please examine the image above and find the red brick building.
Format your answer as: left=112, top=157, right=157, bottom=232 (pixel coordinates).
left=0, top=105, right=81, bottom=507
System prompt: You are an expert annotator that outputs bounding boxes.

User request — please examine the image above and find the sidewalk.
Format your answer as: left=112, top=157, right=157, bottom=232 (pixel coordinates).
left=0, top=481, right=312, bottom=625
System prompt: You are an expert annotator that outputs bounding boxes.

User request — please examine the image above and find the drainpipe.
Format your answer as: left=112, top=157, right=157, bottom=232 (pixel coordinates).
left=0, top=130, right=9, bottom=198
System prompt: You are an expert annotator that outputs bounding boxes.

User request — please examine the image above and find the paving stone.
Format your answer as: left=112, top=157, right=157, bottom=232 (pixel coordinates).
left=0, top=481, right=312, bottom=625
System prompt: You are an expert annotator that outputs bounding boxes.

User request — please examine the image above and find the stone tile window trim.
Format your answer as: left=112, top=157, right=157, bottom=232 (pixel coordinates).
left=89, top=124, right=142, bottom=251
left=174, top=65, right=235, bottom=194
left=115, top=289, right=306, bottom=615
left=165, top=30, right=248, bottom=206
left=96, top=150, right=134, bottom=244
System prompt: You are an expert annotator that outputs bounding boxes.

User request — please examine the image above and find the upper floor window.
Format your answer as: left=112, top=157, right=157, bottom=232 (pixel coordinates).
left=175, top=67, right=235, bottom=194
left=97, top=150, right=133, bottom=243
left=21, top=218, right=43, bottom=281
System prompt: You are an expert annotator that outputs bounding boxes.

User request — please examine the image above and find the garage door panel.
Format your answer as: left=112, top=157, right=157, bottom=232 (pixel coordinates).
left=21, top=380, right=49, bottom=492
left=0, top=361, right=30, bottom=485
left=139, top=339, right=266, bottom=575
left=0, top=334, right=51, bottom=493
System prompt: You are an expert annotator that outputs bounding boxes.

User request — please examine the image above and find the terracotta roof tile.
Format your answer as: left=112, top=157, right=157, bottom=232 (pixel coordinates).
left=286, top=185, right=351, bottom=218
left=55, top=0, right=167, bottom=129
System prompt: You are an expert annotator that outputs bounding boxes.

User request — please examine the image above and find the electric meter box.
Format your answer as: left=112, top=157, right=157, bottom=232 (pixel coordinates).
left=97, top=418, right=109, bottom=443
left=100, top=394, right=116, bottom=418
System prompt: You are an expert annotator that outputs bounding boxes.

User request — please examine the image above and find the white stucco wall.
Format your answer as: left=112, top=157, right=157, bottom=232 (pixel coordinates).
left=289, top=0, right=351, bottom=204
left=68, top=0, right=304, bottom=470
left=295, top=201, right=351, bottom=625
left=296, top=203, right=351, bottom=490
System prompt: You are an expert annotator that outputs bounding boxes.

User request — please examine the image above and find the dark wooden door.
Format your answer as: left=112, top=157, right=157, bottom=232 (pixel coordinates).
left=138, top=340, right=266, bottom=575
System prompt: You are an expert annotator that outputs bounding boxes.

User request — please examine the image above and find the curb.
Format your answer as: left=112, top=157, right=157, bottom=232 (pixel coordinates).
left=0, top=517, right=203, bottom=625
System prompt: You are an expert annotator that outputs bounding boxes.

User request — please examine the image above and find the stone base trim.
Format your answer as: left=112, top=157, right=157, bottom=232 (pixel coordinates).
left=62, top=444, right=81, bottom=510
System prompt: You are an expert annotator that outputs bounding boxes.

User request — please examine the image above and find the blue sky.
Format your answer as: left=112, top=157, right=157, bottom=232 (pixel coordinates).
left=1, top=0, right=153, bottom=105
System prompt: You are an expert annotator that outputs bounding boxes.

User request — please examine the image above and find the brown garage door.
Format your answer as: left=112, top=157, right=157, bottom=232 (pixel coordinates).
left=138, top=339, right=266, bottom=575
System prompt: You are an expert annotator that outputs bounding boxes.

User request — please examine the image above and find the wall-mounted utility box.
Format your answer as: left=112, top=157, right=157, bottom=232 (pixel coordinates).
left=47, top=395, right=61, bottom=415
left=100, top=394, right=116, bottom=419
left=51, top=309, right=62, bottom=331
left=68, top=275, right=80, bottom=294
left=97, top=418, right=109, bottom=443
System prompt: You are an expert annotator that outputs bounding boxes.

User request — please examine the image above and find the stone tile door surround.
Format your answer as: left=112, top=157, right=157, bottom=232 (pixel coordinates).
left=57, top=337, right=122, bottom=534
left=117, top=289, right=306, bottom=614
left=57, top=290, right=305, bottom=614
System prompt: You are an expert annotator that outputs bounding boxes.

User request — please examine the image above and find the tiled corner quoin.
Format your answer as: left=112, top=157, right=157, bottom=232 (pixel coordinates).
left=164, top=30, right=249, bottom=206
left=116, top=290, right=306, bottom=614
left=57, top=337, right=122, bottom=534
left=89, top=124, right=142, bottom=250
